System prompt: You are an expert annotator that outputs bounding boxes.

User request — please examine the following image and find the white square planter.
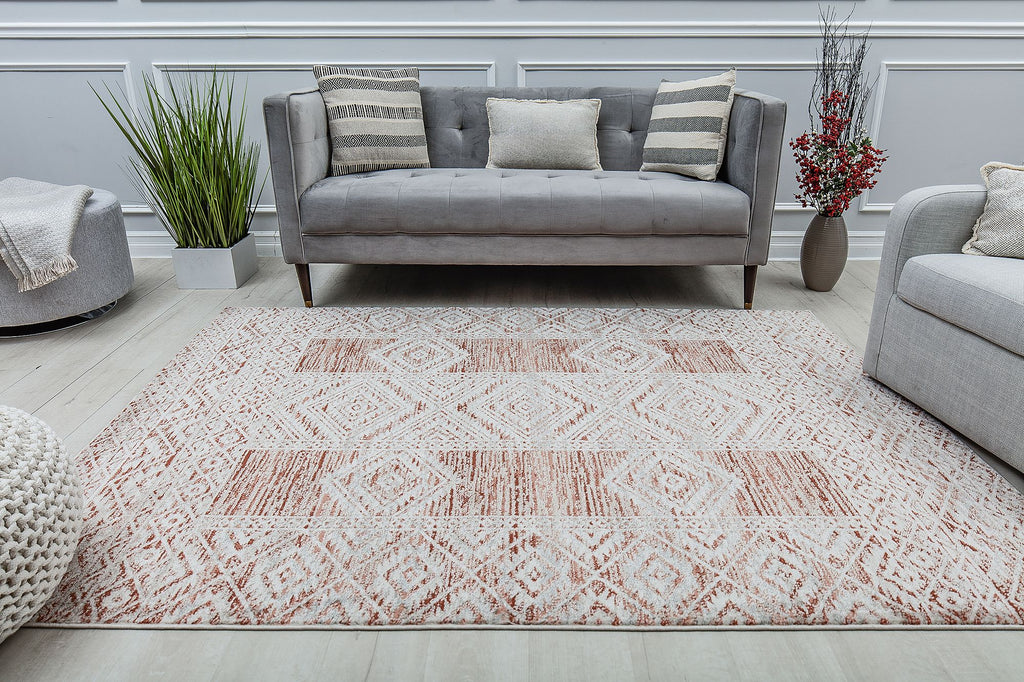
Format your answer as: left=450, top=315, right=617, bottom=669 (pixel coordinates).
left=171, top=234, right=258, bottom=289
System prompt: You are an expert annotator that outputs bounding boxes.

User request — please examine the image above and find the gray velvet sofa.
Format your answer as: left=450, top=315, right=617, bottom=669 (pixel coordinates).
left=864, top=185, right=1024, bottom=473
left=263, top=86, right=786, bottom=308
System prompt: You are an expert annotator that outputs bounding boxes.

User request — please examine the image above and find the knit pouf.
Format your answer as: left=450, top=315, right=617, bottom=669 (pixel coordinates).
left=0, top=406, right=83, bottom=644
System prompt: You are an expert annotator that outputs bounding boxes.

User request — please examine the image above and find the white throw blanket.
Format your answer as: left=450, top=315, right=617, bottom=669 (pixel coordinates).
left=0, top=177, right=93, bottom=292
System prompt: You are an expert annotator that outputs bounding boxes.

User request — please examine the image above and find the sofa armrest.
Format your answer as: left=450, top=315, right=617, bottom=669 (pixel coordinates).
left=263, top=87, right=331, bottom=264
left=863, top=184, right=986, bottom=374
left=721, top=89, right=787, bottom=265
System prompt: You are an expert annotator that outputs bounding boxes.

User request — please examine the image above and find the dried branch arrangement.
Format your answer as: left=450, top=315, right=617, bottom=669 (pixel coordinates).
left=808, top=6, right=875, bottom=143
left=791, top=7, right=887, bottom=217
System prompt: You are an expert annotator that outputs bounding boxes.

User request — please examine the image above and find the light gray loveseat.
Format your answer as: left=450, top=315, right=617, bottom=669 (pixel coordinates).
left=864, top=185, right=1024, bottom=473
left=263, top=85, right=786, bottom=308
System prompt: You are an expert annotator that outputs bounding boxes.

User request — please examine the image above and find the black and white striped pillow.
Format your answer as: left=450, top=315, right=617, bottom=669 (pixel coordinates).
left=640, top=69, right=736, bottom=181
left=313, top=65, right=430, bottom=176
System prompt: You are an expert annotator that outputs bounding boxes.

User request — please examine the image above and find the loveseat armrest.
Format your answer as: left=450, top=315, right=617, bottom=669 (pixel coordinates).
left=863, top=184, right=986, bottom=374
left=263, top=87, right=331, bottom=264
left=874, top=185, right=986, bottom=301
left=721, top=89, right=787, bottom=266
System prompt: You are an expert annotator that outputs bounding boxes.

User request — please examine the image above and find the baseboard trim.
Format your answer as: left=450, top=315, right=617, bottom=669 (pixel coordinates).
left=767, top=230, right=886, bottom=262
left=126, top=230, right=885, bottom=261
left=126, top=231, right=283, bottom=259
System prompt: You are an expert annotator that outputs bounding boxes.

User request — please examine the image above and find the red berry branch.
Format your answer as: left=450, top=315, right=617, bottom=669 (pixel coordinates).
left=791, top=90, right=887, bottom=217
left=792, top=7, right=888, bottom=218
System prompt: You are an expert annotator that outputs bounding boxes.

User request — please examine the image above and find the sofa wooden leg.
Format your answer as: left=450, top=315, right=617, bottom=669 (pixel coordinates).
left=743, top=265, right=757, bottom=310
left=295, top=264, right=313, bottom=308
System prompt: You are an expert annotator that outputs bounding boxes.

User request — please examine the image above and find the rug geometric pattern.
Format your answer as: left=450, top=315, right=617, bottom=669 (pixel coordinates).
left=36, top=307, right=1024, bottom=626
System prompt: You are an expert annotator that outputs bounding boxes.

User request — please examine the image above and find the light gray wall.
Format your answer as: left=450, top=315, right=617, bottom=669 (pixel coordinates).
left=2, top=0, right=1023, bottom=259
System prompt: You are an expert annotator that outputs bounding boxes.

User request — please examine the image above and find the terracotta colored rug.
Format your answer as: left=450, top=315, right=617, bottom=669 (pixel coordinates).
left=37, top=307, right=1024, bottom=627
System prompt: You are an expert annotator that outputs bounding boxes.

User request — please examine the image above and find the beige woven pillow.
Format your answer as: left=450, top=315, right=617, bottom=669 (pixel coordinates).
left=640, top=69, right=736, bottom=182
left=963, top=162, right=1024, bottom=259
left=312, top=65, right=430, bottom=176
left=485, top=98, right=602, bottom=170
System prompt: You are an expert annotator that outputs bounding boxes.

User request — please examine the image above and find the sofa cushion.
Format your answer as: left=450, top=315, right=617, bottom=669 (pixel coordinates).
left=299, top=168, right=750, bottom=237
left=897, top=253, right=1024, bottom=357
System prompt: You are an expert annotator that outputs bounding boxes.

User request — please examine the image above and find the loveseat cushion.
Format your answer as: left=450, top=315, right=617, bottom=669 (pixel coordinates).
left=299, top=168, right=750, bottom=237
left=897, top=253, right=1024, bottom=357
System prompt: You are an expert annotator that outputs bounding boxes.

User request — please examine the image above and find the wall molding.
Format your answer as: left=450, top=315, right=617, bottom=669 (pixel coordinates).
left=151, top=59, right=496, bottom=86
left=126, top=229, right=885, bottom=261
left=516, top=59, right=820, bottom=86
left=0, top=60, right=130, bottom=72
left=0, top=60, right=136, bottom=107
left=4, top=21, right=1024, bottom=41
left=774, top=203, right=814, bottom=213
left=859, top=60, right=1024, bottom=213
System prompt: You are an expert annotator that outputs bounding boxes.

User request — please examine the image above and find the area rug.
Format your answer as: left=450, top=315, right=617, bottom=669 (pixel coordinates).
left=36, top=307, right=1024, bottom=627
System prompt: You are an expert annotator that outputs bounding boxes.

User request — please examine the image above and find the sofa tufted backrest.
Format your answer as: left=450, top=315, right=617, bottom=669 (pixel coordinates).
left=420, top=87, right=657, bottom=171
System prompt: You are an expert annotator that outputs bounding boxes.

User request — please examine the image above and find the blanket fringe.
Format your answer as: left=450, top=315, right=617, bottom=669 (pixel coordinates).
left=17, top=254, right=78, bottom=292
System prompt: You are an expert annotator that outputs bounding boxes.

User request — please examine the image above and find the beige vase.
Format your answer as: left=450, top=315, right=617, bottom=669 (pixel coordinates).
left=800, top=214, right=849, bottom=292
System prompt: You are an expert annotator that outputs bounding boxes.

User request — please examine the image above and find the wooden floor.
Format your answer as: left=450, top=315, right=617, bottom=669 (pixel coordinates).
left=1, top=259, right=1021, bottom=681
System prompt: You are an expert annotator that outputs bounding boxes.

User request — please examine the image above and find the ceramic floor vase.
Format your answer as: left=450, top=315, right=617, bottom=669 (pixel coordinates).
left=800, top=214, right=848, bottom=292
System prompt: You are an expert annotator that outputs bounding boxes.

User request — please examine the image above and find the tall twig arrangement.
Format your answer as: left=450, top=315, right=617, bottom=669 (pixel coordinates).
left=809, top=7, right=874, bottom=149
left=791, top=8, right=887, bottom=217
left=94, top=71, right=265, bottom=249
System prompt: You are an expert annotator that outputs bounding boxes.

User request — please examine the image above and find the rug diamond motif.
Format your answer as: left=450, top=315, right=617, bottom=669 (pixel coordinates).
left=325, top=450, right=457, bottom=516
left=374, top=337, right=469, bottom=373
left=35, top=306, right=1024, bottom=627
left=570, top=337, right=669, bottom=373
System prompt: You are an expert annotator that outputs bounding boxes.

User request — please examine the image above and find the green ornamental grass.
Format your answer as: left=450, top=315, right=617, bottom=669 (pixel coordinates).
left=94, top=70, right=265, bottom=249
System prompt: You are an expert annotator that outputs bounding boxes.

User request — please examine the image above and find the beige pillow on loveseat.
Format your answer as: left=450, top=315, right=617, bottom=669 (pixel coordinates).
left=485, top=98, right=602, bottom=170
left=963, top=162, right=1024, bottom=259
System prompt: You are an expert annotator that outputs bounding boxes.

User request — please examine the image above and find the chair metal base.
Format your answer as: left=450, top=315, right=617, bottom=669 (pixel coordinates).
left=0, top=302, right=116, bottom=338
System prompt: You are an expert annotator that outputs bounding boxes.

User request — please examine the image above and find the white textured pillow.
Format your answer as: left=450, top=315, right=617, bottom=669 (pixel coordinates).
left=485, top=98, right=602, bottom=170
left=963, top=162, right=1024, bottom=259
left=641, top=69, right=736, bottom=181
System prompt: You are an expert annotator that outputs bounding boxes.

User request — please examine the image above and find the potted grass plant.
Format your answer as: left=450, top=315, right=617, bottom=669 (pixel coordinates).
left=94, top=70, right=264, bottom=289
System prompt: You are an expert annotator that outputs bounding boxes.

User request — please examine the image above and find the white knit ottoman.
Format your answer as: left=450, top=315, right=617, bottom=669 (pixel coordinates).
left=0, top=406, right=83, bottom=644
